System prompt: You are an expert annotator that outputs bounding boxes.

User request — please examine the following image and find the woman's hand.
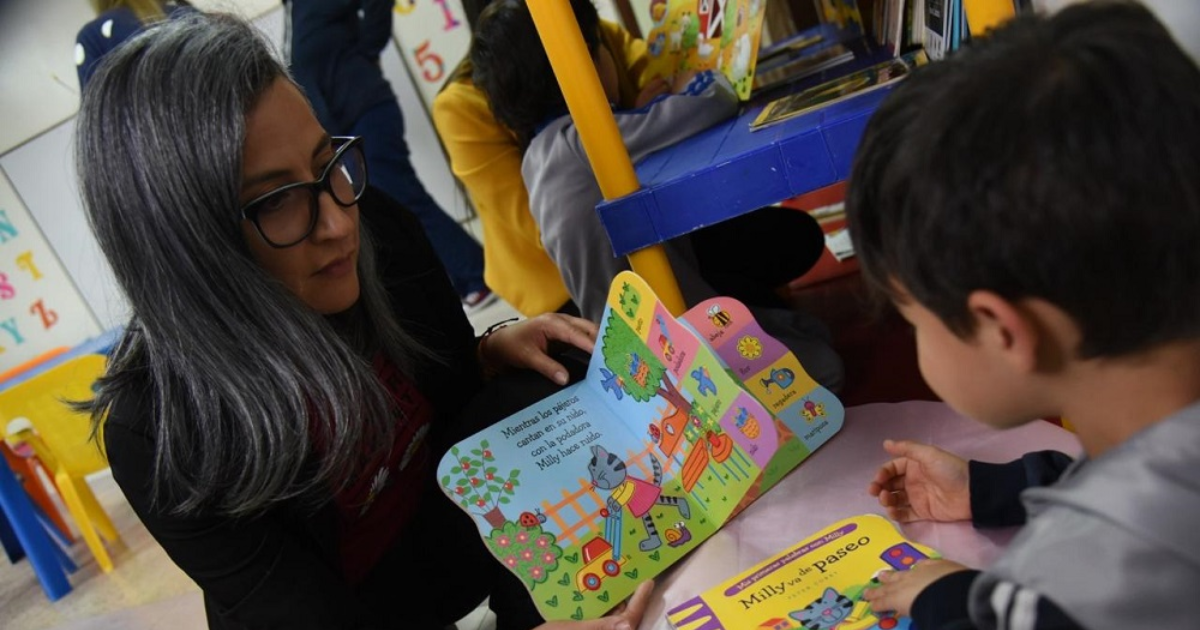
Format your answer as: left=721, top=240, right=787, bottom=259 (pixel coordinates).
left=862, top=559, right=969, bottom=617
left=480, top=314, right=598, bottom=385
left=867, top=439, right=972, bottom=523
left=535, top=580, right=654, bottom=630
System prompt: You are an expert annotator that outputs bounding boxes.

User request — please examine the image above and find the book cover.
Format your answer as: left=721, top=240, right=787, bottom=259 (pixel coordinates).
left=962, top=0, right=1015, bottom=36
left=816, top=0, right=866, bottom=35
left=924, top=0, right=968, bottom=59
left=749, top=50, right=929, bottom=132
left=641, top=0, right=769, bottom=99
left=879, top=0, right=909, bottom=56
left=666, top=514, right=941, bottom=630
left=751, top=25, right=857, bottom=95
left=436, top=271, right=843, bottom=621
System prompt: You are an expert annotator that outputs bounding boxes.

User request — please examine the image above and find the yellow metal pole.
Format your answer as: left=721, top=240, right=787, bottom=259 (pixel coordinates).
left=526, top=0, right=687, bottom=315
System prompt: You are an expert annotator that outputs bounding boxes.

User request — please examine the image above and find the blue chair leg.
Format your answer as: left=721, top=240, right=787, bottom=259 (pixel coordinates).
left=0, top=507, right=25, bottom=563
left=33, top=504, right=78, bottom=573
left=0, top=457, right=72, bottom=601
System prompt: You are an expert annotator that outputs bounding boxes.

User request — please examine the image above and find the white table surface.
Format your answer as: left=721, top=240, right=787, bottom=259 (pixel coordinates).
left=639, top=400, right=1083, bottom=630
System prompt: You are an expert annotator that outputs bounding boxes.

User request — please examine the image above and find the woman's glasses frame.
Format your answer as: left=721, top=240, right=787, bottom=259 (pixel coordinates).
left=239, top=136, right=368, bottom=248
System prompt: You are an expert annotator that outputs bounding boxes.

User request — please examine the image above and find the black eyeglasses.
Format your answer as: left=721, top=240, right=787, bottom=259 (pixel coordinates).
left=240, top=136, right=368, bottom=248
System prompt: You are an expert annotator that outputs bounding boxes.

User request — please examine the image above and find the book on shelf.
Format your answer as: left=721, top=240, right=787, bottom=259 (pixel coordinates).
left=666, top=514, right=941, bottom=630
left=923, top=0, right=951, bottom=59
left=872, top=0, right=909, bottom=56
left=816, top=0, right=866, bottom=35
left=750, top=50, right=929, bottom=132
left=963, top=0, right=1017, bottom=37
left=436, top=271, right=844, bottom=621
left=924, top=0, right=1026, bottom=58
left=640, top=0, right=770, bottom=100
left=751, top=25, right=858, bottom=95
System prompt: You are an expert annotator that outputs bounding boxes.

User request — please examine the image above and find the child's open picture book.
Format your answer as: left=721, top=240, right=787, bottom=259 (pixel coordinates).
left=667, top=514, right=941, bottom=630
left=641, top=0, right=769, bottom=99
left=437, top=271, right=844, bottom=621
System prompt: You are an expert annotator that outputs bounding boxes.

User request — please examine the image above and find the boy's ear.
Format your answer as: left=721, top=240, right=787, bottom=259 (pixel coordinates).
left=966, top=291, right=1040, bottom=373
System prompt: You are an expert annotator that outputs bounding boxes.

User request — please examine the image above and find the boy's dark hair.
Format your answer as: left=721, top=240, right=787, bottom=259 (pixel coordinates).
left=470, top=0, right=601, bottom=147
left=847, top=0, right=1200, bottom=358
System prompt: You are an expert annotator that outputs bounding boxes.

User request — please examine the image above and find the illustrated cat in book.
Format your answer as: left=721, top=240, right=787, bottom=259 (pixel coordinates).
left=587, top=445, right=690, bottom=552
left=790, top=587, right=854, bottom=630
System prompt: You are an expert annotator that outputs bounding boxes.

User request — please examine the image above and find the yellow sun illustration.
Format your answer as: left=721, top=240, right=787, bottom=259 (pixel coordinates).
left=736, top=335, right=763, bottom=359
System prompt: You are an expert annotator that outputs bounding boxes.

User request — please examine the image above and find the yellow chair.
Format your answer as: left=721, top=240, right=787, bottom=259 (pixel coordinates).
left=1, top=354, right=121, bottom=572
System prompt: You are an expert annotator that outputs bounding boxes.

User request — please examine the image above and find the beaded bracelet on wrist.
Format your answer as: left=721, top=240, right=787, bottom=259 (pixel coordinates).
left=477, top=317, right=520, bottom=379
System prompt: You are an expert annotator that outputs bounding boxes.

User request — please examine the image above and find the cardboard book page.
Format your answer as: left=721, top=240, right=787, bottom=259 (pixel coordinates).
left=667, top=514, right=941, bottom=630
left=436, top=272, right=843, bottom=621
left=642, top=0, right=768, bottom=100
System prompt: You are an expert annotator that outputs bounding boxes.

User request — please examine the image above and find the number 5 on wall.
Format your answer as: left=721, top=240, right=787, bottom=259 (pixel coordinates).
left=413, top=41, right=445, bottom=83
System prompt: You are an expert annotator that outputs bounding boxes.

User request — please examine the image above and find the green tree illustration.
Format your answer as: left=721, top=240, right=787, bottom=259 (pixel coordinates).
left=442, top=439, right=520, bottom=529
left=601, top=313, right=693, bottom=415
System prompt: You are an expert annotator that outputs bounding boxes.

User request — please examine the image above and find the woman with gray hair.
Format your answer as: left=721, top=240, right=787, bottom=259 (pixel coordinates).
left=75, top=12, right=648, bottom=630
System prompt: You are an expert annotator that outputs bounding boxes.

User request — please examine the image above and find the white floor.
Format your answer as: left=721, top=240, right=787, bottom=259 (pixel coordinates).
left=1, top=290, right=518, bottom=630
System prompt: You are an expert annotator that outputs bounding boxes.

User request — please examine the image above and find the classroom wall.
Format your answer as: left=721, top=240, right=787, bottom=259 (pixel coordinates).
left=1036, top=0, right=1199, bottom=62
left=0, top=0, right=479, bottom=372
left=4, top=0, right=1190, bottom=373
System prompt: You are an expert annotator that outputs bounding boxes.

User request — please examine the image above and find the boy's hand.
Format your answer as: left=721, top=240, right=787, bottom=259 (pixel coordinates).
left=868, top=439, right=971, bottom=523
left=635, top=77, right=671, bottom=107
left=863, top=559, right=970, bottom=617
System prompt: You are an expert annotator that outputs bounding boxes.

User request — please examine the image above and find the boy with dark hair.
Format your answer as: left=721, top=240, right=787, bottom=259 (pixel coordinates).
left=850, top=1, right=1200, bottom=628
left=470, top=0, right=844, bottom=392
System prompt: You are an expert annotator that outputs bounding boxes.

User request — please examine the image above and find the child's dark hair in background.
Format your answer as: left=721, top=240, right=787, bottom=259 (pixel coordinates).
left=848, top=0, right=1200, bottom=357
left=470, top=0, right=601, bottom=147
left=464, top=0, right=844, bottom=389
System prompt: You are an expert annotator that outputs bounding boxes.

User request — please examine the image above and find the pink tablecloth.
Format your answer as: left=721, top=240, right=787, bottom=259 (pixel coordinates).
left=639, top=400, right=1082, bottom=630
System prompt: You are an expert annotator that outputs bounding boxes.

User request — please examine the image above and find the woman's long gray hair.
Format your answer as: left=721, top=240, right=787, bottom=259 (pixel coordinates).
left=76, top=12, right=426, bottom=517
